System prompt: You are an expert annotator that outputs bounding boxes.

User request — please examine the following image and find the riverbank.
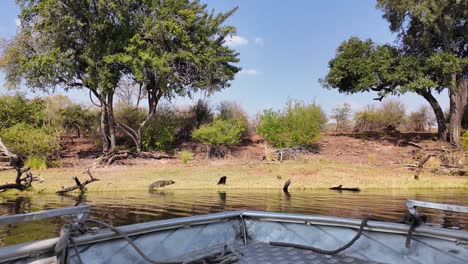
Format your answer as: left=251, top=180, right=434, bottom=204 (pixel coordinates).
left=1, top=156, right=466, bottom=194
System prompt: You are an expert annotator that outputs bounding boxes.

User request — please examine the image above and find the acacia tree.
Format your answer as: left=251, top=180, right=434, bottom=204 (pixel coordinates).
left=0, top=0, right=134, bottom=153
left=116, top=0, right=240, bottom=153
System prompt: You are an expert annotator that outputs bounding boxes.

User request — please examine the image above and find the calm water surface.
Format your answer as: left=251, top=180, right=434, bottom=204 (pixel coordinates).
left=1, top=189, right=467, bottom=246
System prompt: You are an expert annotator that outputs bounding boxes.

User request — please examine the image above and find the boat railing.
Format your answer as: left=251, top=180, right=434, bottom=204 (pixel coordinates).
left=407, top=199, right=468, bottom=217
left=0, top=205, right=91, bottom=225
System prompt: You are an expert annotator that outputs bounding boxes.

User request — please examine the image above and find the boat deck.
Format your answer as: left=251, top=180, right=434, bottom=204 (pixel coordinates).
left=169, top=241, right=382, bottom=264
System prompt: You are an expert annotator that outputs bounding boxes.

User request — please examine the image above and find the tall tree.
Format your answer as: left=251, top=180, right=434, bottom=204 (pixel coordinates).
left=116, top=0, right=240, bottom=153
left=321, top=37, right=450, bottom=139
left=0, top=0, right=134, bottom=152
left=377, top=0, right=468, bottom=145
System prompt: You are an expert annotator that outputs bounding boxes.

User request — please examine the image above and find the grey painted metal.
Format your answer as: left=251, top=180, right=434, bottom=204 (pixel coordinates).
left=0, top=205, right=91, bottom=225
left=2, top=210, right=468, bottom=264
left=241, top=211, right=468, bottom=242
left=245, top=219, right=468, bottom=264
left=68, top=219, right=241, bottom=264
left=168, top=240, right=383, bottom=264
left=407, top=199, right=468, bottom=216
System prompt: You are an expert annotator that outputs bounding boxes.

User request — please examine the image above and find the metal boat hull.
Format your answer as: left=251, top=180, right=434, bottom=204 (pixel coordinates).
left=2, top=211, right=467, bottom=264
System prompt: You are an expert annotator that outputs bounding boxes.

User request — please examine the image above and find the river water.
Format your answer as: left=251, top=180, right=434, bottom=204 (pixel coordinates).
left=1, top=189, right=467, bottom=247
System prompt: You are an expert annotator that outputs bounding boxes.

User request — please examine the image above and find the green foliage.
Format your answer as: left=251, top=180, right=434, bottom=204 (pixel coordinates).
left=192, top=100, right=213, bottom=129
left=330, top=103, right=352, bottom=131
left=192, top=119, right=245, bottom=146
left=142, top=106, right=178, bottom=151
left=257, top=100, right=325, bottom=148
left=0, top=94, right=46, bottom=130
left=179, top=149, right=193, bottom=165
left=1, top=123, right=61, bottom=158
left=115, top=104, right=146, bottom=131
left=60, top=104, right=98, bottom=137
left=24, top=156, right=47, bottom=170
left=461, top=131, right=468, bottom=151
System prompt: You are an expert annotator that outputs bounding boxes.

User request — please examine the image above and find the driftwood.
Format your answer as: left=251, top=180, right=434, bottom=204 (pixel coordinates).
left=329, top=185, right=361, bottom=192
left=0, top=137, right=43, bottom=191
left=414, top=155, right=433, bottom=180
left=217, top=176, right=227, bottom=185
left=283, top=179, right=291, bottom=193
left=97, top=150, right=175, bottom=166
left=56, top=168, right=99, bottom=194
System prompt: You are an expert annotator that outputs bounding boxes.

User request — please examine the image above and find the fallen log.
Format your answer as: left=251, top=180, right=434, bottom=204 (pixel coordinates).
left=0, top=137, right=43, bottom=192
left=414, top=155, right=433, bottom=180
left=329, top=185, right=361, bottom=192
left=56, top=169, right=99, bottom=194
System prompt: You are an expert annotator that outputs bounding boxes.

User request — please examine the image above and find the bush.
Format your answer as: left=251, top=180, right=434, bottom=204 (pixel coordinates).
left=217, top=101, right=248, bottom=123
left=192, top=119, right=245, bottom=146
left=0, top=94, right=46, bottom=130
left=462, top=131, right=468, bottom=151
left=257, top=100, right=325, bottom=148
left=59, top=104, right=98, bottom=137
left=24, top=156, right=47, bottom=170
left=179, top=149, right=193, bottom=164
left=1, top=123, right=61, bottom=159
left=406, top=106, right=434, bottom=132
left=330, top=103, right=352, bottom=131
left=353, top=99, right=406, bottom=132
left=142, top=105, right=178, bottom=151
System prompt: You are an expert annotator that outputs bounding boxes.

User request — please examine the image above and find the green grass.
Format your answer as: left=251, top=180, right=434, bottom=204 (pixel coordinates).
left=24, top=156, right=47, bottom=170
left=1, top=157, right=466, bottom=194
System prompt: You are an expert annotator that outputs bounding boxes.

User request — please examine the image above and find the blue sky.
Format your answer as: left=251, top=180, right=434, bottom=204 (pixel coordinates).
left=0, top=0, right=449, bottom=117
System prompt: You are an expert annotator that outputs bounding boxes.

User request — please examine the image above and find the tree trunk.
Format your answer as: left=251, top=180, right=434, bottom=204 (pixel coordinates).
left=448, top=77, right=468, bottom=146
left=107, top=93, right=116, bottom=150
left=417, top=88, right=447, bottom=141
left=100, top=103, right=110, bottom=152
left=116, top=80, right=163, bottom=154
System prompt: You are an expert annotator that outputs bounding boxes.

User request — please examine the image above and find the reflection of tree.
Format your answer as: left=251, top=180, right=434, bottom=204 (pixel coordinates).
left=58, top=193, right=87, bottom=206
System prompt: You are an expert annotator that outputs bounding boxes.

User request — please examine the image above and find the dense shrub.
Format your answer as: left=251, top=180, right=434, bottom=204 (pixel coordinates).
left=174, top=100, right=213, bottom=142
left=257, top=100, right=326, bottom=148
left=142, top=105, right=178, bottom=151
left=60, top=104, right=98, bottom=137
left=406, top=106, right=434, bottom=132
left=1, top=123, right=61, bottom=159
left=192, top=119, right=246, bottom=146
left=0, top=94, right=46, bottom=130
left=217, top=101, right=248, bottom=124
left=114, top=104, right=146, bottom=130
left=462, top=131, right=468, bottom=151
left=353, top=100, right=406, bottom=132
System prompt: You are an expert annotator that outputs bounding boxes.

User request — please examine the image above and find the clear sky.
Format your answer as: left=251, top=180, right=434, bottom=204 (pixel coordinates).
left=0, top=0, right=449, bottom=117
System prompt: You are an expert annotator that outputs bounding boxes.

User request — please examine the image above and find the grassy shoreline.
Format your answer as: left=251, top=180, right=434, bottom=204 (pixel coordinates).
left=1, top=157, right=467, bottom=195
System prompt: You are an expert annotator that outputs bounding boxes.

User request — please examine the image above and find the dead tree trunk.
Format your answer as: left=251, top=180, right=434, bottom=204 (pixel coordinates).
left=0, top=137, right=43, bottom=191
left=56, top=169, right=99, bottom=194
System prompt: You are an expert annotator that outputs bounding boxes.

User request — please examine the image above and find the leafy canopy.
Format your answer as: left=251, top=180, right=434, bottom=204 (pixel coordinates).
left=257, top=100, right=326, bottom=148
left=192, top=119, right=245, bottom=146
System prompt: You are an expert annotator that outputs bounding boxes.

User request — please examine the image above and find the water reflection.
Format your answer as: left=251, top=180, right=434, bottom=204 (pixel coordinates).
left=1, top=189, right=467, bottom=246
